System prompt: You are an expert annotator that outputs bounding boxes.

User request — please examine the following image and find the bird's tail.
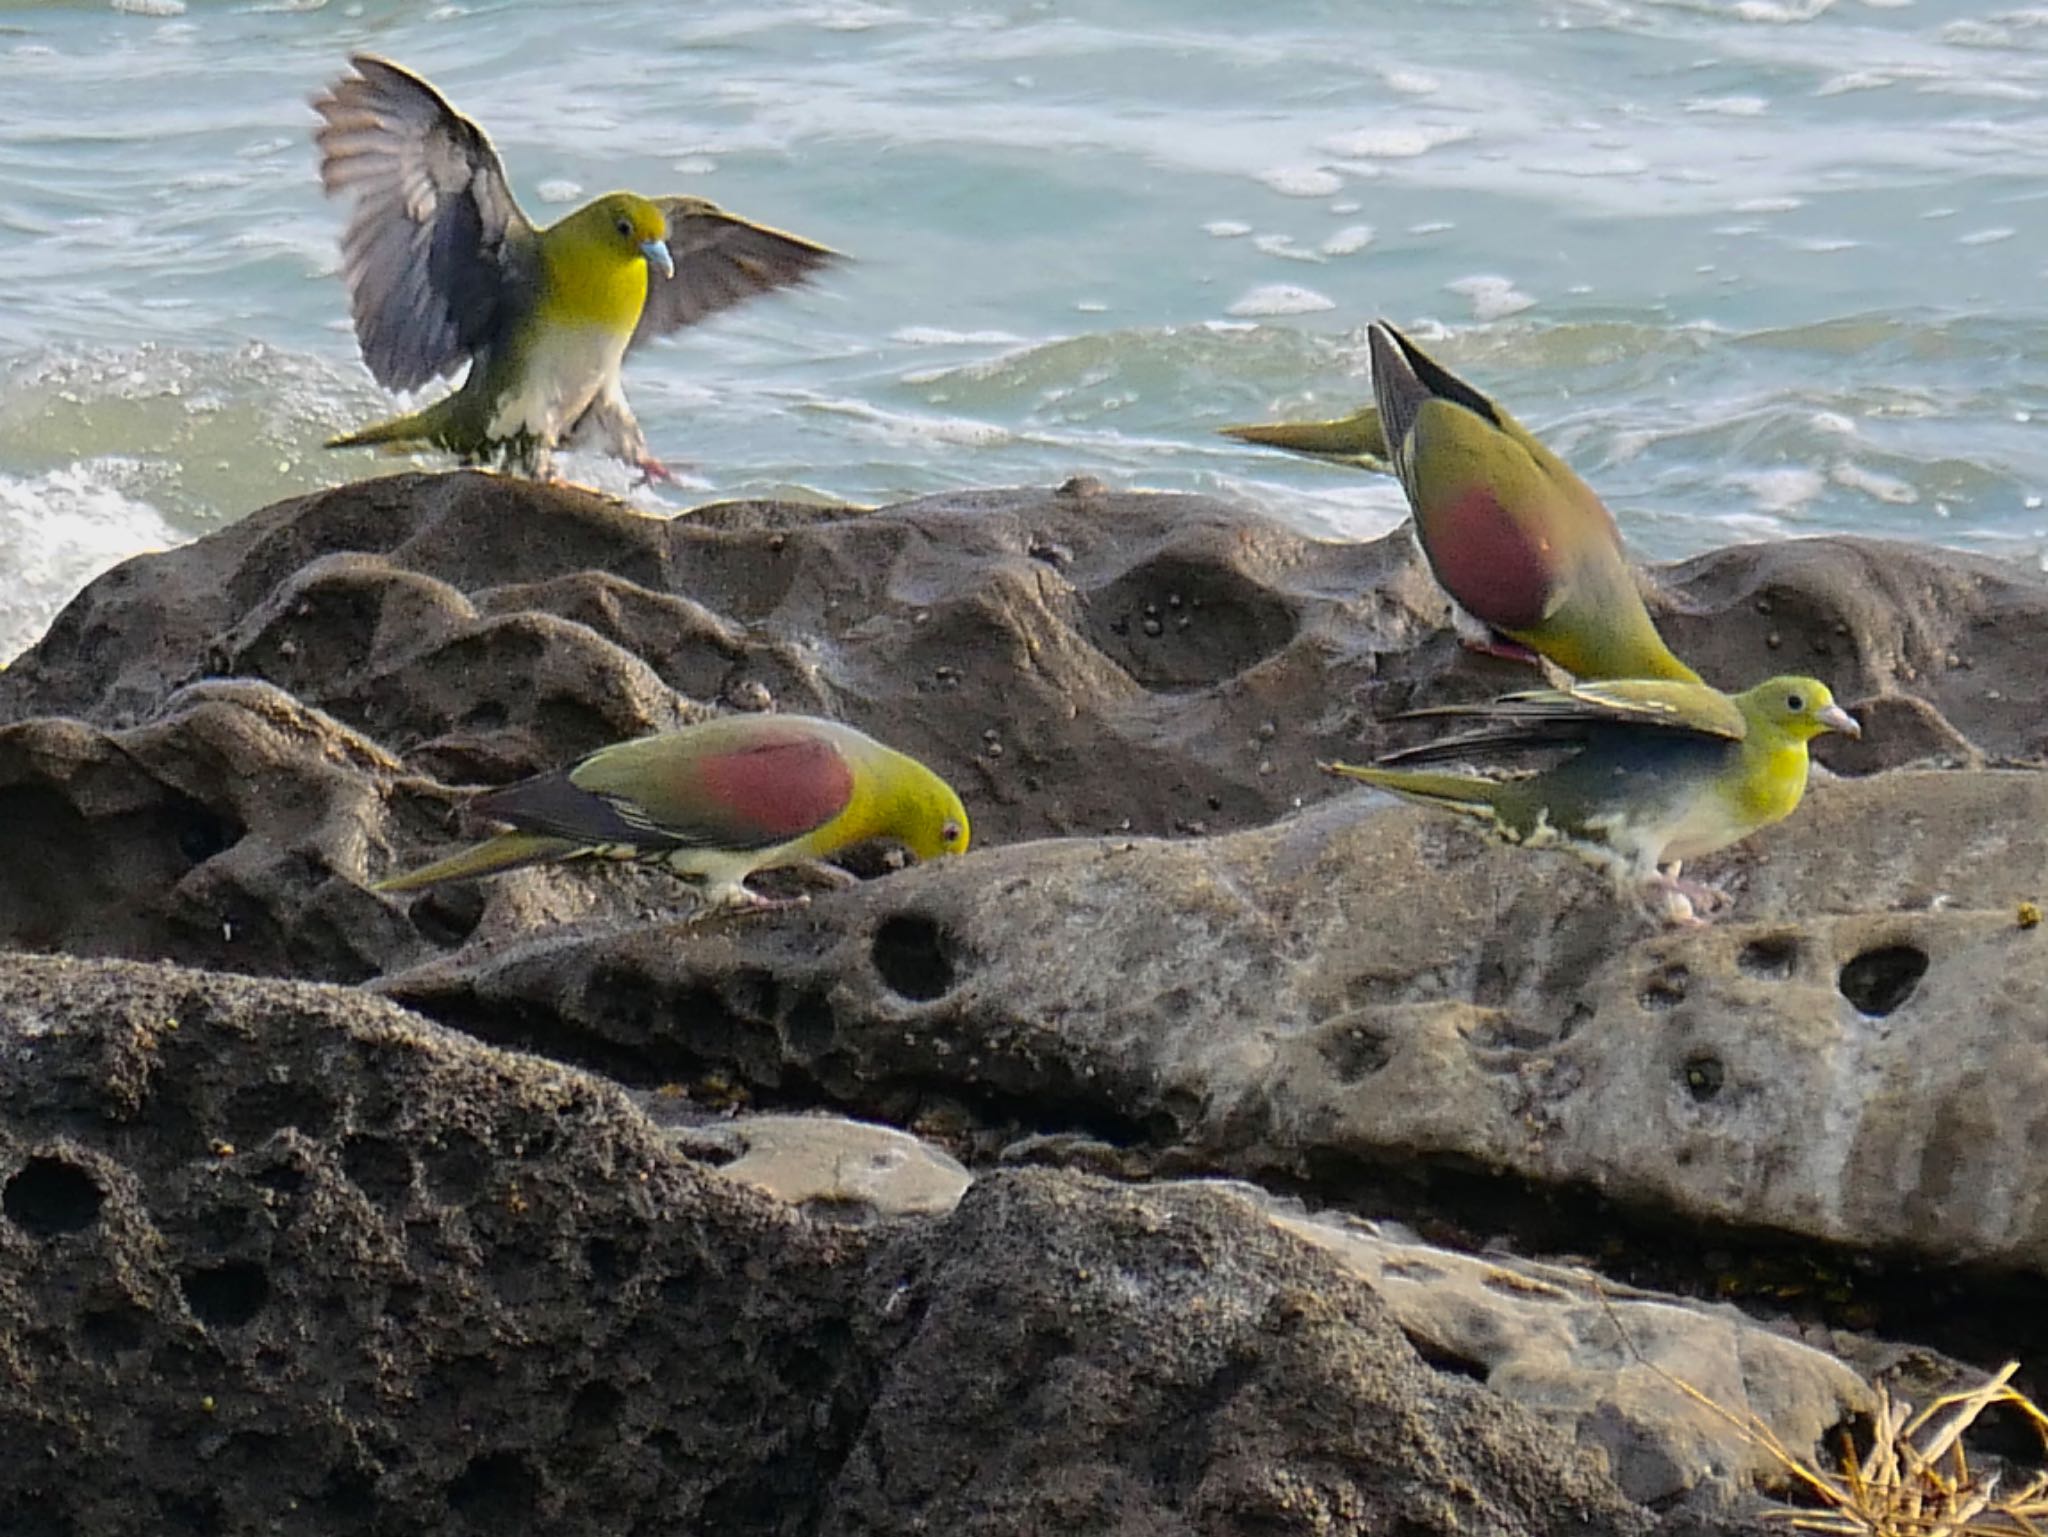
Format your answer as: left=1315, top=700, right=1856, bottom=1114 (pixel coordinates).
left=1320, top=761, right=1503, bottom=817
left=372, top=831, right=582, bottom=894
left=326, top=400, right=447, bottom=452
left=1218, top=409, right=1391, bottom=472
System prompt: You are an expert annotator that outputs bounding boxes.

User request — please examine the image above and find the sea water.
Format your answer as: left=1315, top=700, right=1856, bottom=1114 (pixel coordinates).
left=0, top=0, right=2044, bottom=659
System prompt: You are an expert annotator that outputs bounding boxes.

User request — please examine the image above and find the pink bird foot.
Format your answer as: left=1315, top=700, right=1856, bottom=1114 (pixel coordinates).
left=691, top=885, right=812, bottom=921
left=1646, top=869, right=1731, bottom=927
left=633, top=455, right=677, bottom=488
left=1460, top=630, right=1548, bottom=669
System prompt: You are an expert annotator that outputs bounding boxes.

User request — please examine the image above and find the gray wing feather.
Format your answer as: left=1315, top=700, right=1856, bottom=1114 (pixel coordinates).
left=1380, top=685, right=1743, bottom=767
left=471, top=770, right=668, bottom=849
left=630, top=197, right=840, bottom=352
left=313, top=54, right=536, bottom=391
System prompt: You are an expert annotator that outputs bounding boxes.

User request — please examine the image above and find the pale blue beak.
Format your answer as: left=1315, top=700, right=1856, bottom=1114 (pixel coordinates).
left=640, top=238, right=675, bottom=280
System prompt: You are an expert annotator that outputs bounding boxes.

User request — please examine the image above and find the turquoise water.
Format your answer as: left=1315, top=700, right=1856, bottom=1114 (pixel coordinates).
left=1, top=0, right=2045, bottom=657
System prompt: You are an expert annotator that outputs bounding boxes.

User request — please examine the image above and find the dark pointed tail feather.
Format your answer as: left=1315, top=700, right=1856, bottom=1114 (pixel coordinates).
left=1369, top=320, right=1502, bottom=433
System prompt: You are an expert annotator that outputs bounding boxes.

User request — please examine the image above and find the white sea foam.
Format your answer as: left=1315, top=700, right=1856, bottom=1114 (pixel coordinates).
left=1320, top=224, right=1375, bottom=256
left=1724, top=466, right=1825, bottom=517
left=1257, top=166, right=1344, bottom=197
left=1831, top=461, right=1918, bottom=504
left=1320, top=125, right=1474, bottom=159
left=1252, top=234, right=1324, bottom=263
left=0, top=464, right=183, bottom=661
left=1685, top=95, right=1770, bottom=115
left=1445, top=274, right=1535, bottom=320
left=1381, top=69, right=1441, bottom=96
left=1226, top=284, right=1337, bottom=317
left=890, top=326, right=1029, bottom=346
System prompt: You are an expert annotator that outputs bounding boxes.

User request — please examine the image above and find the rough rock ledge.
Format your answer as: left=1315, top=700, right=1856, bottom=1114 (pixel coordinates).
left=3, top=471, right=2046, bottom=1534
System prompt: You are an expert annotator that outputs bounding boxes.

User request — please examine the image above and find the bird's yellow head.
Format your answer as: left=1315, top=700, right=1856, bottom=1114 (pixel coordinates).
left=561, top=192, right=674, bottom=279
left=883, top=760, right=972, bottom=864
left=1738, top=676, right=1861, bottom=744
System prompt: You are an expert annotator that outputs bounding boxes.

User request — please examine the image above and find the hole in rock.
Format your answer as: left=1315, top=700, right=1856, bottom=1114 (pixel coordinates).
left=782, top=988, right=837, bottom=1057
left=1838, top=945, right=1929, bottom=1017
left=317, top=1465, right=377, bottom=1520
left=1319, top=1021, right=1393, bottom=1084
left=1738, top=934, right=1799, bottom=980
left=1399, top=1328, right=1491, bottom=1383
left=252, top=1163, right=307, bottom=1198
left=181, top=1259, right=271, bottom=1329
left=567, top=1380, right=625, bottom=1441
left=1638, top=966, right=1689, bottom=1012
left=3, top=1156, right=105, bottom=1237
left=157, top=1491, right=224, bottom=1533
left=81, top=1304, right=148, bottom=1359
left=224, top=1080, right=335, bottom=1143
left=872, top=913, right=959, bottom=1001
left=585, top=1235, right=640, bottom=1290
left=342, top=1134, right=416, bottom=1209
left=1681, top=1055, right=1725, bottom=1103
left=446, top=1451, right=541, bottom=1525
left=172, top=804, right=244, bottom=865
left=409, top=885, right=486, bottom=949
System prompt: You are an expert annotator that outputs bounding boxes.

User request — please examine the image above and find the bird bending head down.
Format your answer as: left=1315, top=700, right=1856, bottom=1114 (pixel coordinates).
left=373, top=713, right=970, bottom=917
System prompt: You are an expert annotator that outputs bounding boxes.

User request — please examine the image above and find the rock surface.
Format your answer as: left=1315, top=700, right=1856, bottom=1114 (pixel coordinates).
left=1, top=954, right=1677, bottom=1537
left=6, top=471, right=2048, bottom=1531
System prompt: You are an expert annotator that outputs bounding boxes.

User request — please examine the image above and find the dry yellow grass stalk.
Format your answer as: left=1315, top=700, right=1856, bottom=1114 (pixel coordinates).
left=1590, top=1291, right=2048, bottom=1534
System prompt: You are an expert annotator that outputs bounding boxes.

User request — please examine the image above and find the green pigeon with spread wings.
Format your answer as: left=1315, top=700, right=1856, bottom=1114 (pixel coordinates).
left=313, top=54, right=838, bottom=483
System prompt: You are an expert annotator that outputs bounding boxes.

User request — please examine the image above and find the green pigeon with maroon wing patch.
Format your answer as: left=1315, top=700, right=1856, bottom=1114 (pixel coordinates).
left=374, top=713, right=969, bottom=914
left=1223, top=321, right=1700, bottom=684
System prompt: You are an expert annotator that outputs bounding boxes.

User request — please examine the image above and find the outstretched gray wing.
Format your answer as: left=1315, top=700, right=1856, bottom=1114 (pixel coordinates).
left=629, top=196, right=840, bottom=352
left=313, top=54, right=536, bottom=391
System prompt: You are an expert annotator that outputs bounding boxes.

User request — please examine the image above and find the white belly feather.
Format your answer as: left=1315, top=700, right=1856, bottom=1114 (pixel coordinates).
left=487, top=323, right=632, bottom=444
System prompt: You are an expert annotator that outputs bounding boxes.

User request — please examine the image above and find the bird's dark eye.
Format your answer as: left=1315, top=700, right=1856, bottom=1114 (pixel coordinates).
left=615, top=216, right=632, bottom=237
left=942, top=820, right=962, bottom=844
left=1786, top=693, right=1804, bottom=712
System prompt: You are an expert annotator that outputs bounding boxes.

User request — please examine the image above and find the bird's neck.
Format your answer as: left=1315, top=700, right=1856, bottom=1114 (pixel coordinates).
left=1735, top=736, right=1811, bottom=826
left=539, top=234, right=650, bottom=332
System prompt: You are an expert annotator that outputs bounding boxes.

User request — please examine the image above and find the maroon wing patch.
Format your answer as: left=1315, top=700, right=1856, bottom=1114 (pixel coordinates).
left=1421, top=485, right=1559, bottom=633
left=689, top=734, right=856, bottom=848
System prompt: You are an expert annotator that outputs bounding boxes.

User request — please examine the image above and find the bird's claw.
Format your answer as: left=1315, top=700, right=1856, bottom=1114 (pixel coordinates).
left=633, top=455, right=676, bottom=488
left=1646, top=871, right=1732, bottom=927
left=690, top=886, right=812, bottom=922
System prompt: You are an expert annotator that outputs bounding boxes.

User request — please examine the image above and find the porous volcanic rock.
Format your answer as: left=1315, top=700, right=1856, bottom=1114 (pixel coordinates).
left=5, top=473, right=2047, bottom=1530
left=2, top=472, right=2039, bottom=994
left=0, top=953, right=1693, bottom=1537
left=378, top=766, right=2048, bottom=1322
